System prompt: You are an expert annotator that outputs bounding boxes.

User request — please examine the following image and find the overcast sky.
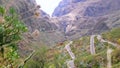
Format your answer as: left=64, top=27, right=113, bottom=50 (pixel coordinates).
left=36, top=0, right=62, bottom=16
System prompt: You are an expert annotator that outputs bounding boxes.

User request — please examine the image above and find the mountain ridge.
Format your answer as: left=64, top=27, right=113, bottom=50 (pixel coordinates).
left=51, top=0, right=120, bottom=40
left=1, top=0, right=120, bottom=44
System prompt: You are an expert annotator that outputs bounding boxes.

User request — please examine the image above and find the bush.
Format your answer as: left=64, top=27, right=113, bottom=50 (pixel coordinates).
left=102, top=28, right=120, bottom=43
left=24, top=45, right=48, bottom=68
left=112, top=49, right=120, bottom=64
left=75, top=52, right=107, bottom=68
left=0, top=6, right=27, bottom=67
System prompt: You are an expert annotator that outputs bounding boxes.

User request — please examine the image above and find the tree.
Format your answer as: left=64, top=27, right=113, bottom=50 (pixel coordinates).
left=0, top=6, right=27, bottom=67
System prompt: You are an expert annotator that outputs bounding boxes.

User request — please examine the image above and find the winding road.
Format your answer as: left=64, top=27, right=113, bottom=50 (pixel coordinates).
left=64, top=35, right=119, bottom=68
left=90, top=35, right=96, bottom=55
left=97, top=35, right=120, bottom=47
left=65, top=41, right=75, bottom=68
left=90, top=34, right=120, bottom=55
left=65, top=41, right=75, bottom=59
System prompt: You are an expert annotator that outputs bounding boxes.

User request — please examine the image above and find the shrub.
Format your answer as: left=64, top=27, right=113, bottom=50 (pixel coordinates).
left=0, top=6, right=27, bottom=67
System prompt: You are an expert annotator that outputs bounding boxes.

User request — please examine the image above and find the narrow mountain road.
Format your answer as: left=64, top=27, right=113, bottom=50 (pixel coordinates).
left=97, top=35, right=120, bottom=47
left=65, top=41, right=75, bottom=59
left=64, top=35, right=119, bottom=68
left=90, top=35, right=96, bottom=55
left=65, top=41, right=75, bottom=68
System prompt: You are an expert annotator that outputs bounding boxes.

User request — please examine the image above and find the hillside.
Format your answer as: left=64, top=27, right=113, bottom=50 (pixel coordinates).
left=24, top=27, right=120, bottom=68
left=0, top=0, right=120, bottom=68
left=51, top=0, right=120, bottom=40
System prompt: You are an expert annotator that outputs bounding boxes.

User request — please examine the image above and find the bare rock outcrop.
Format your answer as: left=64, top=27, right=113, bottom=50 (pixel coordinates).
left=52, top=0, right=120, bottom=39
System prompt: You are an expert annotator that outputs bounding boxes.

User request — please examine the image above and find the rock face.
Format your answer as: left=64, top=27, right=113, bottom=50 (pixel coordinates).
left=53, top=0, right=120, bottom=17
left=52, top=0, right=120, bottom=39
left=1, top=0, right=120, bottom=44
left=0, top=0, right=65, bottom=45
left=52, top=0, right=86, bottom=17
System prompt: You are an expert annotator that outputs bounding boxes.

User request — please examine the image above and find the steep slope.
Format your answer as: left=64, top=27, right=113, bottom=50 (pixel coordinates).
left=53, top=0, right=120, bottom=17
left=0, top=0, right=65, bottom=46
left=52, top=0, right=120, bottom=40
left=23, top=27, right=120, bottom=68
left=52, top=0, right=86, bottom=17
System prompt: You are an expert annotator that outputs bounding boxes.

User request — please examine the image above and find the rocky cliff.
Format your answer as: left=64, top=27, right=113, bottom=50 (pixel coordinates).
left=53, top=0, right=120, bottom=17
left=52, top=0, right=120, bottom=40
left=0, top=0, right=65, bottom=46
left=1, top=0, right=120, bottom=44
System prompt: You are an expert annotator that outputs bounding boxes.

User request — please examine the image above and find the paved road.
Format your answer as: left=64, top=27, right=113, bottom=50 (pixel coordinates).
left=64, top=35, right=119, bottom=68
left=65, top=41, right=75, bottom=59
left=65, top=41, right=75, bottom=68
left=97, top=35, right=119, bottom=47
left=90, top=35, right=96, bottom=55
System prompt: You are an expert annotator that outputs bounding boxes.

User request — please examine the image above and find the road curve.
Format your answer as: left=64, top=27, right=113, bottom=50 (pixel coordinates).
left=65, top=41, right=75, bottom=68
left=97, top=35, right=120, bottom=47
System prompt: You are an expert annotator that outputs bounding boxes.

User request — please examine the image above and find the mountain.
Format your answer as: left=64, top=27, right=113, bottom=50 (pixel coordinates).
left=1, top=0, right=120, bottom=44
left=52, top=0, right=86, bottom=17
left=53, top=0, right=120, bottom=17
left=52, top=0, right=120, bottom=40
left=0, top=0, right=66, bottom=46
left=1, top=0, right=120, bottom=67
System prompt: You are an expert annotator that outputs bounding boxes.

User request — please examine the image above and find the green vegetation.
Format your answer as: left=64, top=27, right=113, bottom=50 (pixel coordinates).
left=24, top=43, right=68, bottom=68
left=24, top=45, right=48, bottom=68
left=71, top=36, right=107, bottom=68
left=23, top=27, right=120, bottom=68
left=0, top=6, right=27, bottom=67
left=73, top=28, right=120, bottom=68
left=102, top=28, right=120, bottom=44
left=111, top=48, right=120, bottom=68
left=0, top=4, right=120, bottom=68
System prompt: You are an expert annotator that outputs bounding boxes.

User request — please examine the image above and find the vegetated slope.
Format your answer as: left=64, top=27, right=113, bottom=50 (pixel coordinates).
left=24, top=27, right=120, bottom=68
left=102, top=27, right=120, bottom=45
left=1, top=0, right=120, bottom=67
left=71, top=28, right=120, bottom=68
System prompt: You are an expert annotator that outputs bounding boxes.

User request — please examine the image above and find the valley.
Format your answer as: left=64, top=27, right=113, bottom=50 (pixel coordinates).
left=0, top=0, right=120, bottom=68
